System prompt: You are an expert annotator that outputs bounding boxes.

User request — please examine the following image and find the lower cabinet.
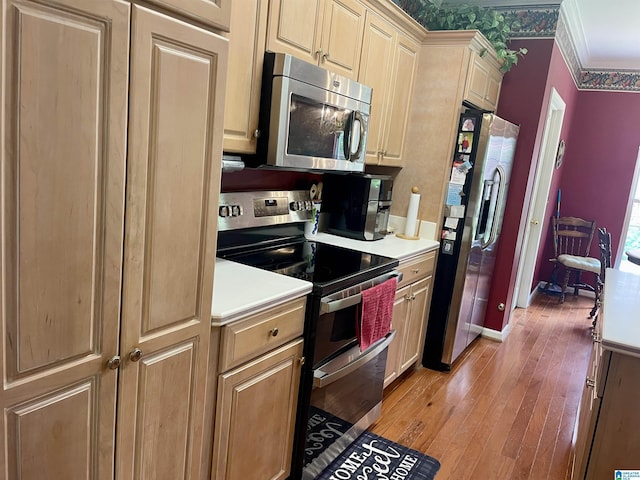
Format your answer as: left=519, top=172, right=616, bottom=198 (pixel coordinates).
left=211, top=298, right=306, bottom=480
left=384, top=251, right=435, bottom=387
left=572, top=302, right=640, bottom=479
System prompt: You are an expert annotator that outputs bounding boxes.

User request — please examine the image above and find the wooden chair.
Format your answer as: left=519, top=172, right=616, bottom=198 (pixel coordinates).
left=592, top=227, right=611, bottom=324
left=550, top=217, right=600, bottom=316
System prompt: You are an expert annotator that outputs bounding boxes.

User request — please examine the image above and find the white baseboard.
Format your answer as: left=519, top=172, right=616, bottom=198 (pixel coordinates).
left=481, top=323, right=511, bottom=342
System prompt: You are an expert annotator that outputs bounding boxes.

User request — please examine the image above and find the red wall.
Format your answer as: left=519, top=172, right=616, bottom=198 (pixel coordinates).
left=534, top=73, right=640, bottom=287
left=488, top=37, right=640, bottom=332
left=482, top=38, right=555, bottom=331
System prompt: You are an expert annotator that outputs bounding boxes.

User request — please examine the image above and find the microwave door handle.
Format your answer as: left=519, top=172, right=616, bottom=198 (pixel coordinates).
left=345, top=110, right=365, bottom=160
left=313, top=330, right=396, bottom=388
left=342, top=111, right=354, bottom=160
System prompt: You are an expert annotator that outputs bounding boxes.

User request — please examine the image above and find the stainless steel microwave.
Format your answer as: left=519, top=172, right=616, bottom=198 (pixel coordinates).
left=254, top=51, right=372, bottom=172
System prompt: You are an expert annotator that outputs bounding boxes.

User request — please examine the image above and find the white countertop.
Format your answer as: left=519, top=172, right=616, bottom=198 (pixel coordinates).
left=602, top=268, right=640, bottom=356
left=312, top=232, right=439, bottom=261
left=211, top=259, right=312, bottom=326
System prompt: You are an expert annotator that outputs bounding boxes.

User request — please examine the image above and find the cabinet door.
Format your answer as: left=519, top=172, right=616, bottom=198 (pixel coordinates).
left=381, top=32, right=419, bottom=167
left=384, top=285, right=410, bottom=387
left=0, top=0, right=129, bottom=478
left=400, top=277, right=430, bottom=372
left=572, top=341, right=601, bottom=480
left=319, top=0, right=365, bottom=79
left=464, top=52, right=502, bottom=111
left=358, top=11, right=395, bottom=166
left=144, top=0, right=231, bottom=31
left=213, top=339, right=304, bottom=480
left=117, top=6, right=227, bottom=480
left=222, top=0, right=268, bottom=153
left=266, top=0, right=325, bottom=65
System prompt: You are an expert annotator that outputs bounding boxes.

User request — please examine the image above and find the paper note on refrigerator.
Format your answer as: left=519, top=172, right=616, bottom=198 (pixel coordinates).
left=444, top=205, right=465, bottom=218
left=444, top=217, right=459, bottom=229
left=445, top=183, right=463, bottom=205
left=450, top=166, right=466, bottom=185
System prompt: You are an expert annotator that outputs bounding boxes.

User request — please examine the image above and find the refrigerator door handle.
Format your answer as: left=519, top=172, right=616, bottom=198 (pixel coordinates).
left=482, top=166, right=507, bottom=249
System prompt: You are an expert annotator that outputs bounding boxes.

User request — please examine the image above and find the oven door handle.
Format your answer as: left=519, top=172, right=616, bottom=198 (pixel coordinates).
left=313, top=330, right=396, bottom=389
left=319, top=271, right=402, bottom=314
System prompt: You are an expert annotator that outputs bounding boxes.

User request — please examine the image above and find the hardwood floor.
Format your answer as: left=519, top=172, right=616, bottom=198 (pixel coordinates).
left=371, top=292, right=595, bottom=480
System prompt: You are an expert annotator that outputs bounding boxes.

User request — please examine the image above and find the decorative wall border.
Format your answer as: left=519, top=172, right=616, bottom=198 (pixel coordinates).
left=394, top=2, right=640, bottom=92
left=555, top=8, right=640, bottom=92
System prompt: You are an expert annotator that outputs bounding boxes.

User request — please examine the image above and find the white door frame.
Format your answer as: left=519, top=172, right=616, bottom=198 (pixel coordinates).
left=513, top=87, right=566, bottom=308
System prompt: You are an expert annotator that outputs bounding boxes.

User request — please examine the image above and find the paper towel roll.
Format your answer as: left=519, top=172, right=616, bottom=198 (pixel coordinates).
left=404, top=192, right=421, bottom=237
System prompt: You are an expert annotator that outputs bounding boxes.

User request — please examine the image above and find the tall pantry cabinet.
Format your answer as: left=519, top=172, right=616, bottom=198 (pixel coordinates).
left=0, top=0, right=227, bottom=479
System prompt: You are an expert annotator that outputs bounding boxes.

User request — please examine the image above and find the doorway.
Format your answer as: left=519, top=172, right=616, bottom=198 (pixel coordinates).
left=513, top=88, right=566, bottom=308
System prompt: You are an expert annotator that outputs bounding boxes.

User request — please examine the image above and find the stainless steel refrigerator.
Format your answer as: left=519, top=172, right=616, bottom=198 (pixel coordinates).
left=423, top=110, right=519, bottom=371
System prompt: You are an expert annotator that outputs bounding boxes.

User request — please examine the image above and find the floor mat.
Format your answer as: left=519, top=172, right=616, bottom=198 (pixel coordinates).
left=315, top=430, right=441, bottom=479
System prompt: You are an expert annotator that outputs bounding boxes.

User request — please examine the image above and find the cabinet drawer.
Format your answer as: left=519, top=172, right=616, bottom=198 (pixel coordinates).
left=219, top=297, right=306, bottom=372
left=396, top=251, right=435, bottom=289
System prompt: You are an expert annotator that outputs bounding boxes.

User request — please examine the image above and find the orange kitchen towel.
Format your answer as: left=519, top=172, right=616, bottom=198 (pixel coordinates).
left=358, top=277, right=397, bottom=351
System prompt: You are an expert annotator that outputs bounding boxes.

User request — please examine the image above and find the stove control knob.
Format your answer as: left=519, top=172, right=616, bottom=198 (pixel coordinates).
left=231, top=205, right=241, bottom=217
left=305, top=201, right=313, bottom=210
left=290, top=201, right=300, bottom=212
left=219, top=205, right=229, bottom=217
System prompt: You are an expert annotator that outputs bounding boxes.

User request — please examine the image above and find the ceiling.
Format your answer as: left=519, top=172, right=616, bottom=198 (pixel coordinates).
left=443, top=0, right=640, bottom=71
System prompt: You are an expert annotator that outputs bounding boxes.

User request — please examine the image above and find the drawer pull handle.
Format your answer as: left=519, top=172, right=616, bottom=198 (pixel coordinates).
left=270, top=327, right=279, bottom=337
left=299, top=356, right=306, bottom=366
left=411, top=268, right=420, bottom=273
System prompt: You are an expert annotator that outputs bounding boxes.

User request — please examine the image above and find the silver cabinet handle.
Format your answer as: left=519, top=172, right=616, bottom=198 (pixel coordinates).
left=253, top=129, right=261, bottom=139
left=270, top=327, right=279, bottom=337
left=107, top=355, right=121, bottom=370
left=129, top=348, right=143, bottom=362
left=315, top=48, right=323, bottom=58
left=586, top=377, right=596, bottom=388
left=411, top=268, right=420, bottom=274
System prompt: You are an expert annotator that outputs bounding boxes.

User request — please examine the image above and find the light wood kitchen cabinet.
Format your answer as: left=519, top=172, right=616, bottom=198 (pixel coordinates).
left=392, top=30, right=504, bottom=227
left=212, top=298, right=306, bottom=480
left=359, top=11, right=419, bottom=167
left=222, top=0, right=268, bottom=153
left=266, top=0, right=366, bottom=80
left=143, top=0, right=231, bottom=31
left=0, top=1, right=227, bottom=479
left=571, top=270, right=640, bottom=479
left=117, top=6, right=226, bottom=479
left=464, top=51, right=503, bottom=112
left=384, top=251, right=435, bottom=387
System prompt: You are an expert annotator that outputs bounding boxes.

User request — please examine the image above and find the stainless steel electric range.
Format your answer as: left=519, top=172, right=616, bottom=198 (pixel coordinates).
left=217, top=190, right=400, bottom=480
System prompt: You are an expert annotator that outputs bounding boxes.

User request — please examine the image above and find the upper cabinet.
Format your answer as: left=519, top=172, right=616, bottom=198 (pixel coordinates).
left=266, top=0, right=366, bottom=80
left=464, top=50, right=503, bottom=112
left=222, top=0, right=268, bottom=153
left=392, top=30, right=504, bottom=226
left=360, top=12, right=419, bottom=167
left=144, top=0, right=231, bottom=31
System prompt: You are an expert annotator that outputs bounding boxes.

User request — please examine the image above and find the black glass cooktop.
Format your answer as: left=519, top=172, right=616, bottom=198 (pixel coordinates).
left=222, top=239, right=396, bottom=284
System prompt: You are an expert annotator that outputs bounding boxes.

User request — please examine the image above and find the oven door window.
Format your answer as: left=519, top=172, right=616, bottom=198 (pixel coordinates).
left=288, top=94, right=349, bottom=161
